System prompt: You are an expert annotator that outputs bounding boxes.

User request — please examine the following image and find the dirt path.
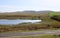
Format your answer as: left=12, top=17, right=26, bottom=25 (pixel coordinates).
left=0, top=30, right=60, bottom=38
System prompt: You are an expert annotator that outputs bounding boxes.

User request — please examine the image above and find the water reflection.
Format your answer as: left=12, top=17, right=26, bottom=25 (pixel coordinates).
left=0, top=19, right=42, bottom=25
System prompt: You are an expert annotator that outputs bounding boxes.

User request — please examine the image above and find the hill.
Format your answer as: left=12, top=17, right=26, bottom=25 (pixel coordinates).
left=0, top=10, right=53, bottom=16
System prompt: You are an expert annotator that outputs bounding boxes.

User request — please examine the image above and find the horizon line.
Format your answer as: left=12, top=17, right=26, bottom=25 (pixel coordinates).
left=0, top=10, right=60, bottom=13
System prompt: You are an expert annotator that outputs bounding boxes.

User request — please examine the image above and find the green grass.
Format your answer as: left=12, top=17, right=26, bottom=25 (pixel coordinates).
left=48, top=12, right=60, bottom=16
left=11, top=35, right=60, bottom=38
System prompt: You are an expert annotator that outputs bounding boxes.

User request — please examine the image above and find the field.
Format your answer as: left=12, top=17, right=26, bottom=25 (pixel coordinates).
left=0, top=12, right=60, bottom=38
left=0, top=12, right=60, bottom=33
left=10, top=35, right=60, bottom=38
left=48, top=12, right=60, bottom=16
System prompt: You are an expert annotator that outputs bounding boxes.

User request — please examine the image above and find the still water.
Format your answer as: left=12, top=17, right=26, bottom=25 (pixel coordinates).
left=0, top=19, right=42, bottom=25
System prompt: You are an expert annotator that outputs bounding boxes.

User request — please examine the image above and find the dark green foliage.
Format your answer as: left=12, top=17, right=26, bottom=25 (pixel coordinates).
left=51, top=15, right=60, bottom=21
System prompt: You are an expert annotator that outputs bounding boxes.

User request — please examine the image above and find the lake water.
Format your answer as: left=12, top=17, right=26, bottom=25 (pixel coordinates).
left=0, top=19, right=42, bottom=25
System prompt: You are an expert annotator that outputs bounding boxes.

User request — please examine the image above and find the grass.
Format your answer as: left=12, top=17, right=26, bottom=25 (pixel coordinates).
left=10, top=35, right=60, bottom=38
left=0, top=19, right=60, bottom=33
left=48, top=12, right=60, bottom=16
left=1, top=28, right=60, bottom=34
left=0, top=12, right=60, bottom=33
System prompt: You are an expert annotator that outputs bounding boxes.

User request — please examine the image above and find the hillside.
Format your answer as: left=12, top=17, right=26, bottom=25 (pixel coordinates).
left=0, top=10, right=53, bottom=15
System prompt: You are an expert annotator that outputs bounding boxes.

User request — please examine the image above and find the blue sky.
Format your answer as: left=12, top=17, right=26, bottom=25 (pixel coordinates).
left=0, top=0, right=60, bottom=12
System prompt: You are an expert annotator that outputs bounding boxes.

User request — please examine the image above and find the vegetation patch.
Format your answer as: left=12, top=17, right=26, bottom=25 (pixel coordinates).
left=11, top=35, right=60, bottom=38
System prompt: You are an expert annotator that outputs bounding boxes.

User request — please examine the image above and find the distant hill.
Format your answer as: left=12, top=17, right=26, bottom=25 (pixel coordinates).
left=0, top=10, right=53, bottom=13
left=0, top=10, right=59, bottom=16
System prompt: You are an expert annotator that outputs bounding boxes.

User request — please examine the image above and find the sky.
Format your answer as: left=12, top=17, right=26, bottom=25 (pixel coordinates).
left=0, top=0, right=60, bottom=12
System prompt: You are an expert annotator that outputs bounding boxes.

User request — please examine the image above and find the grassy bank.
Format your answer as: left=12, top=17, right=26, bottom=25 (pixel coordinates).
left=11, top=35, right=60, bottom=38
left=0, top=22, right=60, bottom=33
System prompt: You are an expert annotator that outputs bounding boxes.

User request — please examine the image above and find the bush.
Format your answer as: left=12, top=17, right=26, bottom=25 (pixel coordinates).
left=51, top=15, right=60, bottom=21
